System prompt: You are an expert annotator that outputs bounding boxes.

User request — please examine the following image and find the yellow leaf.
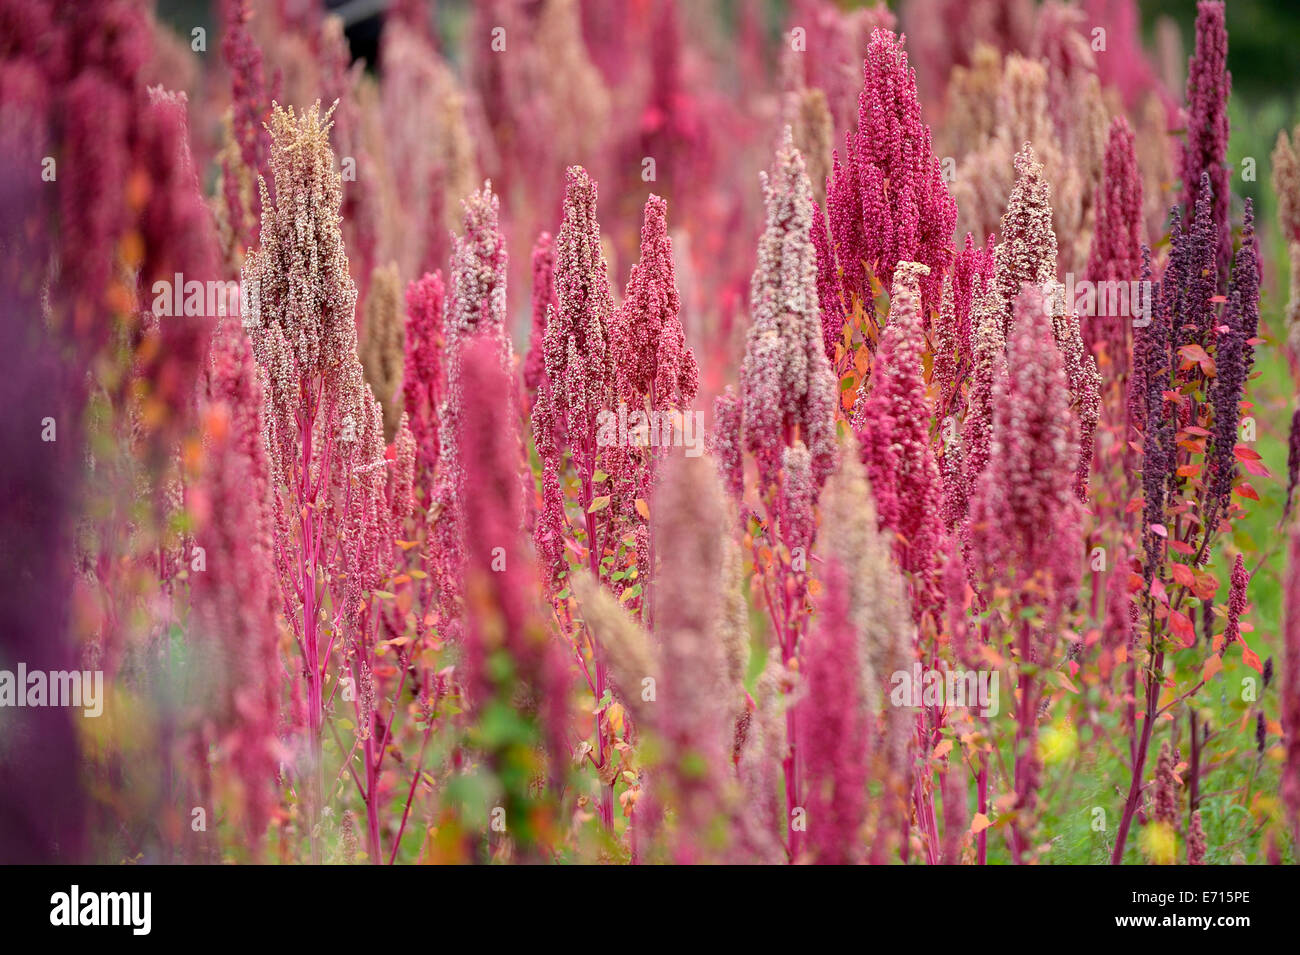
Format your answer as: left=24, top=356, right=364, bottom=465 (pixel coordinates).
left=588, top=495, right=611, bottom=514
left=607, top=702, right=625, bottom=734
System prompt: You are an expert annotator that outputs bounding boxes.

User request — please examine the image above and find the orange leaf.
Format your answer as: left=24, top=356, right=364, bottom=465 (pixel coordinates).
left=969, top=813, right=991, bottom=835
left=634, top=498, right=650, bottom=521
left=933, top=739, right=953, bottom=759
left=1169, top=610, right=1196, bottom=647
left=1201, top=654, right=1223, bottom=683
left=1241, top=645, right=1263, bottom=674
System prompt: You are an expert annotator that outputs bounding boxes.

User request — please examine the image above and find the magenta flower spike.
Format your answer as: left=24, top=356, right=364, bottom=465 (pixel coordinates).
left=853, top=260, right=944, bottom=618
left=822, top=28, right=957, bottom=317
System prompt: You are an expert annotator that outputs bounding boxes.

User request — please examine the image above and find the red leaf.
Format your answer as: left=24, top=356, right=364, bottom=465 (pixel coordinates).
left=1235, top=483, right=1260, bottom=501
left=1234, top=445, right=1262, bottom=461
left=1150, top=577, right=1169, bottom=604
left=1169, top=610, right=1196, bottom=647
left=1241, top=456, right=1271, bottom=477
left=1150, top=523, right=1168, bottom=538
left=1172, top=564, right=1195, bottom=588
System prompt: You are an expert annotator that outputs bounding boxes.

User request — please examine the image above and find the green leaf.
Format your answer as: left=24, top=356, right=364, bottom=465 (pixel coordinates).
left=588, top=495, right=611, bottom=513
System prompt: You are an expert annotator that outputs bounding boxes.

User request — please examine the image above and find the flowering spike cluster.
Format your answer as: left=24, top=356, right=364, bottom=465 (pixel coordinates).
left=1085, top=116, right=1145, bottom=362
left=134, top=87, right=224, bottom=435
left=1284, top=521, right=1300, bottom=843
left=456, top=334, right=570, bottom=819
left=1047, top=280, right=1102, bottom=501
left=970, top=285, right=1082, bottom=610
left=816, top=436, right=913, bottom=849
left=852, top=261, right=943, bottom=617
left=1223, top=553, right=1250, bottom=647
left=1139, top=244, right=1176, bottom=578
left=219, top=0, right=272, bottom=243
left=533, top=458, right=567, bottom=588
left=1103, top=546, right=1134, bottom=676
left=1086, top=116, right=1145, bottom=284
left=1188, top=811, right=1207, bottom=864
left=1210, top=201, right=1259, bottom=510
left=993, top=143, right=1058, bottom=337
left=1271, top=126, right=1300, bottom=344
left=193, top=322, right=279, bottom=844
left=534, top=166, right=615, bottom=471
left=613, top=194, right=699, bottom=411
left=740, top=127, right=838, bottom=494
left=780, top=441, right=816, bottom=568
left=433, top=182, right=512, bottom=636
left=797, top=557, right=868, bottom=865
left=1176, top=175, right=1221, bottom=351
left=401, top=270, right=445, bottom=489
left=445, top=181, right=511, bottom=356
left=648, top=455, right=744, bottom=863
left=810, top=207, right=844, bottom=361
left=359, top=262, right=404, bottom=438
left=952, top=274, right=1007, bottom=538
left=525, top=231, right=557, bottom=395
left=822, top=29, right=957, bottom=315
left=1153, top=740, right=1179, bottom=827
left=711, top=387, right=744, bottom=503
left=934, top=232, right=996, bottom=418
left=1180, top=0, right=1231, bottom=280
left=244, top=101, right=358, bottom=485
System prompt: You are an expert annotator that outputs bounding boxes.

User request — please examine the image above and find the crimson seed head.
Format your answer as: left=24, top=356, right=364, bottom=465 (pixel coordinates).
left=823, top=28, right=956, bottom=314
left=1224, top=553, right=1249, bottom=647
left=1181, top=0, right=1232, bottom=280
left=854, top=261, right=944, bottom=617
left=1188, top=810, right=1207, bottom=865
left=970, top=284, right=1081, bottom=611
